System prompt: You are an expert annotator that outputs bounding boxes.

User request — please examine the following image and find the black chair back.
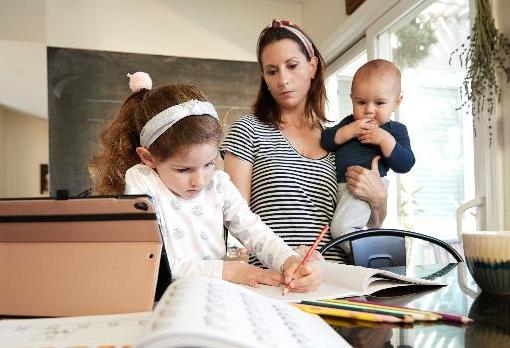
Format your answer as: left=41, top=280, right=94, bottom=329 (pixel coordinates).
left=351, top=235, right=406, bottom=267
left=320, top=228, right=463, bottom=268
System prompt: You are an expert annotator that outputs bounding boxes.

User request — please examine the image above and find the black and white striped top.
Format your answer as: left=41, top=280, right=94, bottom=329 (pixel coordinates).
left=220, top=115, right=348, bottom=265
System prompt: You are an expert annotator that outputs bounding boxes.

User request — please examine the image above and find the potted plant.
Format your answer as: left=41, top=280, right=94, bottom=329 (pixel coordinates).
left=450, top=0, right=510, bottom=146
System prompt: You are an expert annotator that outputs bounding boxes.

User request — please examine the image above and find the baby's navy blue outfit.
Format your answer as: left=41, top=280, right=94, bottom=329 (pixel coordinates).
left=321, top=115, right=415, bottom=238
left=321, top=115, right=415, bottom=183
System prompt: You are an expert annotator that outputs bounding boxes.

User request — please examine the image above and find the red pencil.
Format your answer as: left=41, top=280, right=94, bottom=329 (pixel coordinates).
left=282, top=224, right=329, bottom=296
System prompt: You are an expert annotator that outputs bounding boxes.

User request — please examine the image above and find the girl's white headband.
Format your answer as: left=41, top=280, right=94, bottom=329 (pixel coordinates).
left=140, top=99, right=219, bottom=148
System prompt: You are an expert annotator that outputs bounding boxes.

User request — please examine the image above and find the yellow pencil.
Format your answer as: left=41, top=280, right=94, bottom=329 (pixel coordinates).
left=293, top=303, right=404, bottom=323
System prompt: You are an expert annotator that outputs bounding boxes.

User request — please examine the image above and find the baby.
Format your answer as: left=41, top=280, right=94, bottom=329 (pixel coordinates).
left=321, top=59, right=415, bottom=239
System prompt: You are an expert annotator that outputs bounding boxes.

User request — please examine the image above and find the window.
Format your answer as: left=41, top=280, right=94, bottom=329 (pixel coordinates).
left=325, top=41, right=367, bottom=123
left=375, top=0, right=474, bottom=241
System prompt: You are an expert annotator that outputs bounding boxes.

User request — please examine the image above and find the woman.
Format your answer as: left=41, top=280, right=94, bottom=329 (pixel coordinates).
left=221, top=20, right=387, bottom=264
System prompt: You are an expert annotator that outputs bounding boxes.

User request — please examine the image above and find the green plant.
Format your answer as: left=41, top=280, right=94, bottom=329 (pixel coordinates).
left=450, top=0, right=510, bottom=146
left=398, top=181, right=423, bottom=231
left=394, top=16, right=438, bottom=69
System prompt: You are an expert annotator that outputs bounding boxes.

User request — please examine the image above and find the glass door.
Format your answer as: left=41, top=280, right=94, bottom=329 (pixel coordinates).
left=371, top=0, right=475, bottom=245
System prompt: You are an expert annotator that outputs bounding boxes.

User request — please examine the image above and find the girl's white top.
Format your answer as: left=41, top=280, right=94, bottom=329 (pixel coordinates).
left=125, top=164, right=297, bottom=279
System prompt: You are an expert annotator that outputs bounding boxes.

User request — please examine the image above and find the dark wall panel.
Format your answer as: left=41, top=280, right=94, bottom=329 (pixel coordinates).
left=48, top=47, right=259, bottom=196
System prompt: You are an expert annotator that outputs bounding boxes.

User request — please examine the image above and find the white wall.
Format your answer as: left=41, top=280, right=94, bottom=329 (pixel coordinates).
left=301, top=0, right=346, bottom=47
left=0, top=0, right=46, bottom=42
left=45, top=0, right=300, bottom=61
left=494, top=0, right=510, bottom=228
left=0, top=106, right=49, bottom=197
left=0, top=0, right=47, bottom=119
left=0, top=0, right=302, bottom=120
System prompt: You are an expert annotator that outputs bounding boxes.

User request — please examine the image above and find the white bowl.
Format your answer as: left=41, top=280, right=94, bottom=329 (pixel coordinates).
left=462, top=231, right=510, bottom=296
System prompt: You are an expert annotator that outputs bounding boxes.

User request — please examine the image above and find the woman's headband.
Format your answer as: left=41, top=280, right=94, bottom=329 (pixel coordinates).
left=140, top=99, right=219, bottom=148
left=271, top=19, right=315, bottom=59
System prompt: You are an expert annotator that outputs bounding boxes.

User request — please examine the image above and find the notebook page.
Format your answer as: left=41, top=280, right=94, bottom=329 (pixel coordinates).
left=136, top=276, right=349, bottom=348
left=0, top=312, right=150, bottom=348
left=246, top=262, right=445, bottom=302
left=245, top=282, right=363, bottom=302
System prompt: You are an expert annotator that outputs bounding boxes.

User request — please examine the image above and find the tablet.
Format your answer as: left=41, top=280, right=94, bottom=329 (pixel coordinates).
left=0, top=195, right=171, bottom=316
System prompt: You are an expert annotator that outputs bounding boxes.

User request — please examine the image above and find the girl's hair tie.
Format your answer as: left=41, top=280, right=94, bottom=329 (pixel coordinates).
left=127, top=72, right=153, bottom=93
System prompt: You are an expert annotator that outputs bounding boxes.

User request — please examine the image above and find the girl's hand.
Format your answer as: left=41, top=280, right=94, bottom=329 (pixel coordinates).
left=294, top=245, right=325, bottom=261
left=222, top=261, right=283, bottom=287
left=282, top=256, right=322, bottom=293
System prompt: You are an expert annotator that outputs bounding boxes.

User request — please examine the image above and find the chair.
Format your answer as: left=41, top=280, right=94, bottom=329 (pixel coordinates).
left=320, top=228, right=463, bottom=268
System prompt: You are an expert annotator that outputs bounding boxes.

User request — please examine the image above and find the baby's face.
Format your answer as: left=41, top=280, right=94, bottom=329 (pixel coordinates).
left=351, top=71, right=402, bottom=125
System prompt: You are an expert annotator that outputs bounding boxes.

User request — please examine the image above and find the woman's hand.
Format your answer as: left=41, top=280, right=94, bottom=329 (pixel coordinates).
left=282, top=256, right=322, bottom=293
left=345, top=156, right=388, bottom=227
left=222, top=261, right=283, bottom=287
left=294, top=245, right=325, bottom=261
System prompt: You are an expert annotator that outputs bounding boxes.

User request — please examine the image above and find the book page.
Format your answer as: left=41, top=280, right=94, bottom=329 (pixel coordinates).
left=136, top=276, right=349, bottom=348
left=0, top=312, right=150, bottom=348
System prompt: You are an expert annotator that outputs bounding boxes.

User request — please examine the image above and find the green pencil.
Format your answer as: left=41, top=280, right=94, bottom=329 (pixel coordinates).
left=327, top=299, right=440, bottom=321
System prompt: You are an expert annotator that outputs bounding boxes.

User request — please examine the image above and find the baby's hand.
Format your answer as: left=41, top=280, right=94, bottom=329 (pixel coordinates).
left=358, top=126, right=390, bottom=146
left=351, top=119, right=377, bottom=136
left=282, top=256, right=322, bottom=293
left=294, top=245, right=325, bottom=261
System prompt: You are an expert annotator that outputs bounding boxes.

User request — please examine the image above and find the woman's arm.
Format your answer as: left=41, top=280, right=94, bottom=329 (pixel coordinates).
left=345, top=156, right=388, bottom=227
left=223, top=152, right=254, bottom=202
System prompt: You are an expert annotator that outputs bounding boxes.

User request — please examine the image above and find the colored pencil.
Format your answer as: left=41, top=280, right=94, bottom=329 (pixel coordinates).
left=302, top=300, right=415, bottom=323
left=432, top=312, right=473, bottom=324
left=323, top=316, right=414, bottom=329
left=325, top=299, right=439, bottom=321
left=293, top=303, right=404, bottom=323
left=282, top=224, right=329, bottom=296
left=321, top=316, right=380, bottom=328
left=347, top=299, right=472, bottom=324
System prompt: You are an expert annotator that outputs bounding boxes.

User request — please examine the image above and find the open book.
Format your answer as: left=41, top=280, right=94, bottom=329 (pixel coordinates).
left=248, top=261, right=446, bottom=302
left=0, top=276, right=349, bottom=348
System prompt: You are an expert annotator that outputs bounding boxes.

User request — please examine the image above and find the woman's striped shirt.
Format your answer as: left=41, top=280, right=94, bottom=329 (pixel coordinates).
left=220, top=115, right=348, bottom=265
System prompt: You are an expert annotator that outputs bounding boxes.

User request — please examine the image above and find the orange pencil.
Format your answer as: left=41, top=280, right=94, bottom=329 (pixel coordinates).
left=282, top=224, right=329, bottom=296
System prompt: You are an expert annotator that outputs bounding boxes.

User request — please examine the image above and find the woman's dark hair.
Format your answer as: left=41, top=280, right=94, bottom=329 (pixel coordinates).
left=89, top=84, right=222, bottom=195
left=253, top=23, right=328, bottom=128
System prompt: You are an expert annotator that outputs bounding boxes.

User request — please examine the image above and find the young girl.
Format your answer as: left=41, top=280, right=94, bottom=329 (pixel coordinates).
left=89, top=72, right=321, bottom=291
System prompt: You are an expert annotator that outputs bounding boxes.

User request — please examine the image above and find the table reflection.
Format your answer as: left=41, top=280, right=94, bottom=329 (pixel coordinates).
left=465, top=293, right=510, bottom=348
left=329, top=263, right=510, bottom=347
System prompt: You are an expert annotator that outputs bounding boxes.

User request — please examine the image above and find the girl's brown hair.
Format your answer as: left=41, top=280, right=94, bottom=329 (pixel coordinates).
left=254, top=23, right=328, bottom=128
left=89, top=84, right=222, bottom=195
